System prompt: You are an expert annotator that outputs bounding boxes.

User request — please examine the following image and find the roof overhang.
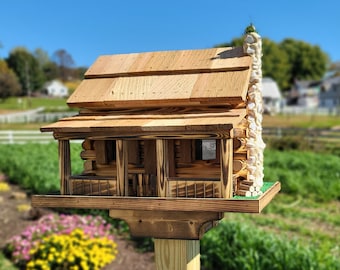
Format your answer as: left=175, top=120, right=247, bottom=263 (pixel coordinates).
left=41, top=108, right=247, bottom=140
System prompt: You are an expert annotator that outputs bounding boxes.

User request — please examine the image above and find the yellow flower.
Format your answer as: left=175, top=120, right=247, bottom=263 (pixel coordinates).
left=0, top=182, right=10, bottom=191
left=26, top=261, right=35, bottom=269
left=47, top=253, right=54, bottom=262
left=68, top=255, right=75, bottom=263
left=16, top=204, right=31, bottom=212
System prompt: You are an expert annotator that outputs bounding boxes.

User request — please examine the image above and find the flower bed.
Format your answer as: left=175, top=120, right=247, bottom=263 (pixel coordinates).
left=4, top=214, right=118, bottom=269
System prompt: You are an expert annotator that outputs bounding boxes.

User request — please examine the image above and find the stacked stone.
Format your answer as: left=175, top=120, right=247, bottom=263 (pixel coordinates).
left=236, top=26, right=265, bottom=197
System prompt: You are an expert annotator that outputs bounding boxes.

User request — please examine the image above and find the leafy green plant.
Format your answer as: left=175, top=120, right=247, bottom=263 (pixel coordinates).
left=264, top=149, right=340, bottom=201
left=201, top=220, right=340, bottom=270
left=0, top=143, right=82, bottom=194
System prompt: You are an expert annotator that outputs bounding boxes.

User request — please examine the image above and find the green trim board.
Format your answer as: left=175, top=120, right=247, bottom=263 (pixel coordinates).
left=233, top=182, right=276, bottom=200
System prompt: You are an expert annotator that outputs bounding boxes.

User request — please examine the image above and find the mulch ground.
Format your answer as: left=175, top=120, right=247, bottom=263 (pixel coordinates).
left=0, top=174, right=155, bottom=270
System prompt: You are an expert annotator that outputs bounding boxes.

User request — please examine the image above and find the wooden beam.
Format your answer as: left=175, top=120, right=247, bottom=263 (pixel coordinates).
left=116, top=140, right=128, bottom=195
left=156, top=139, right=169, bottom=197
left=58, top=140, right=71, bottom=194
left=220, top=138, right=233, bottom=198
left=109, top=210, right=221, bottom=239
left=31, top=182, right=281, bottom=213
left=154, top=239, right=200, bottom=270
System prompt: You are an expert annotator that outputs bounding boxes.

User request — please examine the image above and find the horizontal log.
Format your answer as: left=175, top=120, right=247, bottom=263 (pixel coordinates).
left=235, top=190, right=252, bottom=197
left=239, top=180, right=254, bottom=186
left=233, top=138, right=247, bottom=152
left=238, top=184, right=255, bottom=192
left=80, top=150, right=96, bottom=160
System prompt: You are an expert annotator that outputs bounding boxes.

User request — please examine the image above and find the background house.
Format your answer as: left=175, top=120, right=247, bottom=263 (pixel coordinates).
left=42, top=80, right=68, bottom=97
left=262, top=77, right=282, bottom=114
left=288, top=80, right=320, bottom=108
left=319, top=76, right=340, bottom=113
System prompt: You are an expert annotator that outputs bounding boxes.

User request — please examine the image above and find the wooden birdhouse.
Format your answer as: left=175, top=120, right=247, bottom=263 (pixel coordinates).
left=32, top=30, right=280, bottom=243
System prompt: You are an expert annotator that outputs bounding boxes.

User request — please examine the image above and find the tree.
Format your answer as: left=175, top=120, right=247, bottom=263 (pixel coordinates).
left=6, top=47, right=45, bottom=95
left=52, top=49, right=75, bottom=81
left=0, top=60, right=22, bottom=99
left=34, top=48, right=50, bottom=68
left=262, top=38, right=290, bottom=90
left=215, top=37, right=290, bottom=90
left=215, top=36, right=329, bottom=91
left=34, top=48, right=60, bottom=80
left=280, top=39, right=329, bottom=85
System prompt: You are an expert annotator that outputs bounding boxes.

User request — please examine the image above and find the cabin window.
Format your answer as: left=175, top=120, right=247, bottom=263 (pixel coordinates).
left=195, top=139, right=217, bottom=161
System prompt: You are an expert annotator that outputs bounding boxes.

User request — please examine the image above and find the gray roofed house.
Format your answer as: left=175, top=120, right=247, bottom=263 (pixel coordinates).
left=319, top=76, right=340, bottom=112
left=262, top=77, right=282, bottom=114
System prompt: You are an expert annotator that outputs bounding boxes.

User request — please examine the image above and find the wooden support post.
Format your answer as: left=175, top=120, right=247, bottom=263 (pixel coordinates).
left=155, top=140, right=200, bottom=269
left=116, top=140, right=128, bottom=196
left=156, top=139, right=169, bottom=197
left=220, top=138, right=233, bottom=198
left=154, top=239, right=200, bottom=270
left=58, top=140, right=71, bottom=194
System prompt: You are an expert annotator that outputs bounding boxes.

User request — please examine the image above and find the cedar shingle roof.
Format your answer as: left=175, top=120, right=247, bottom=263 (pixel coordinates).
left=67, top=47, right=252, bottom=109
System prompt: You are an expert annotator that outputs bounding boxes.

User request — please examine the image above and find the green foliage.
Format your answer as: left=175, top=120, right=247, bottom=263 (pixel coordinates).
left=0, top=60, right=22, bottom=99
left=215, top=36, right=328, bottom=91
left=262, top=39, right=291, bottom=90
left=280, top=39, right=329, bottom=84
left=0, top=143, right=82, bottom=193
left=201, top=220, right=340, bottom=270
left=264, top=149, right=340, bottom=201
left=6, top=47, right=45, bottom=95
left=0, top=253, right=17, bottom=270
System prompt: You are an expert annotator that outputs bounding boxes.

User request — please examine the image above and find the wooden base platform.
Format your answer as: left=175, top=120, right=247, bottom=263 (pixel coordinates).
left=31, top=182, right=280, bottom=239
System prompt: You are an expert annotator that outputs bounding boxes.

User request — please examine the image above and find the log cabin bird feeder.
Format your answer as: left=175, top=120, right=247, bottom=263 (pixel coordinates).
left=32, top=27, right=280, bottom=269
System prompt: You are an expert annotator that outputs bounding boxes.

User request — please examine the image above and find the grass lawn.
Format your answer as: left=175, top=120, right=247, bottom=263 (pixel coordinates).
left=0, top=97, right=71, bottom=112
left=224, top=194, right=340, bottom=259
left=263, top=114, right=340, bottom=128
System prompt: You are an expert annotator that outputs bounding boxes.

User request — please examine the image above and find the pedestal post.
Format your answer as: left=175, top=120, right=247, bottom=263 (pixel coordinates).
left=154, top=239, right=200, bottom=270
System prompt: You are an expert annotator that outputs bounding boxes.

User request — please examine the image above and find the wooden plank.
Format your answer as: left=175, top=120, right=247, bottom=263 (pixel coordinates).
left=67, top=78, right=114, bottom=106
left=128, top=140, right=140, bottom=164
left=178, top=140, right=192, bottom=163
left=220, top=139, right=233, bottom=198
left=190, top=70, right=250, bottom=102
left=94, top=140, right=107, bottom=164
left=52, top=131, right=232, bottom=141
left=154, top=239, right=200, bottom=270
left=109, top=210, right=220, bottom=239
left=67, top=70, right=250, bottom=109
left=41, top=108, right=246, bottom=133
left=116, top=140, right=128, bottom=195
left=31, top=181, right=281, bottom=213
left=144, top=140, right=156, bottom=175
left=84, top=47, right=251, bottom=78
left=58, top=140, right=71, bottom=194
left=156, top=139, right=169, bottom=197
left=168, top=140, right=176, bottom=177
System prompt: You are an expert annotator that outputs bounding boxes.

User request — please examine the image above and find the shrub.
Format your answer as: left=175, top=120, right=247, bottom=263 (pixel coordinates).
left=4, top=214, right=118, bottom=269
left=201, top=220, right=340, bottom=270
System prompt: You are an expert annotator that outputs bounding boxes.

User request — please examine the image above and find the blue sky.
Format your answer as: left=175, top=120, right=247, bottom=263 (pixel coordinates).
left=1, top=0, right=339, bottom=67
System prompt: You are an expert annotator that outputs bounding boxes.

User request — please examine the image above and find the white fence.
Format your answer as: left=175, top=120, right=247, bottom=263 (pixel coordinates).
left=0, top=130, right=54, bottom=144
left=0, top=109, right=76, bottom=124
